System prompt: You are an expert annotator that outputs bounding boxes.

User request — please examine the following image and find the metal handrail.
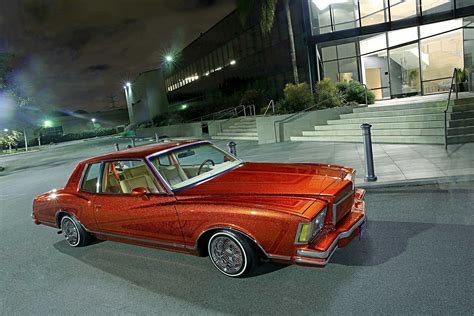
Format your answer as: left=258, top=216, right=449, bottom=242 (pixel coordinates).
left=273, top=97, right=339, bottom=142
left=263, top=100, right=275, bottom=116
left=444, top=68, right=460, bottom=149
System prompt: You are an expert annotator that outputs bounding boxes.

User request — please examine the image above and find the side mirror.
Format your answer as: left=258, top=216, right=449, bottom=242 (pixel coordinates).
left=131, top=187, right=148, bottom=200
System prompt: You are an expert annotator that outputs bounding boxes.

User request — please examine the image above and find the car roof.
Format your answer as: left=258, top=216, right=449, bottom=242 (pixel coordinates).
left=83, top=139, right=207, bottom=163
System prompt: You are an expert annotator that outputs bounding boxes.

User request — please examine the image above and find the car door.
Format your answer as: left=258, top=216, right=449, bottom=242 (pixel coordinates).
left=91, top=159, right=185, bottom=247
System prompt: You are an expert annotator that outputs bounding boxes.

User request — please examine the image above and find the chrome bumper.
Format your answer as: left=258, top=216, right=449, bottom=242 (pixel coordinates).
left=294, top=214, right=367, bottom=266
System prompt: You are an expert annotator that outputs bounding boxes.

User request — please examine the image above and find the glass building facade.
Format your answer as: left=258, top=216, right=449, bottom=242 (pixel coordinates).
left=309, top=0, right=474, bottom=99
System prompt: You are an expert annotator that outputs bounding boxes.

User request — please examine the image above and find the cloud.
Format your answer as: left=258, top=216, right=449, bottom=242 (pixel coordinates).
left=0, top=0, right=236, bottom=112
left=86, top=64, right=111, bottom=72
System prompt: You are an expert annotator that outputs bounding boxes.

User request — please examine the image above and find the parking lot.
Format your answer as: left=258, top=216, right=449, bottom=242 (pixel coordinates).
left=1, top=137, right=473, bottom=314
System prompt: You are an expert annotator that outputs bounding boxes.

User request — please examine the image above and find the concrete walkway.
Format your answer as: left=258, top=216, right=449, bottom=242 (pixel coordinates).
left=211, top=139, right=474, bottom=187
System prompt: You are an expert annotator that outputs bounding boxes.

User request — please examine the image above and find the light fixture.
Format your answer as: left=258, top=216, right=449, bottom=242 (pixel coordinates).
left=3, top=128, right=8, bottom=132
left=91, top=118, right=96, bottom=123
left=43, top=120, right=52, bottom=128
left=165, top=55, right=173, bottom=62
left=126, top=82, right=131, bottom=87
left=230, top=60, right=236, bottom=65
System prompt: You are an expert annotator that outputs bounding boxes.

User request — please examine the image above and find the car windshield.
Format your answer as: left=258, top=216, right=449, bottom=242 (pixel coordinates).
left=149, top=143, right=241, bottom=190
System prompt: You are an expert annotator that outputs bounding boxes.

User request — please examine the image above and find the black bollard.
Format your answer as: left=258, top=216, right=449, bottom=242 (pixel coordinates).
left=227, top=141, right=237, bottom=156
left=131, top=138, right=136, bottom=147
left=360, top=123, right=377, bottom=182
left=114, top=143, right=120, bottom=151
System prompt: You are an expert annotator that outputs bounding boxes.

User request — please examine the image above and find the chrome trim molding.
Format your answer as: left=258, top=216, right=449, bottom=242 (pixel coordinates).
left=295, top=246, right=338, bottom=266
left=296, top=214, right=366, bottom=259
left=88, top=230, right=189, bottom=250
left=332, top=190, right=354, bottom=224
left=194, top=226, right=270, bottom=258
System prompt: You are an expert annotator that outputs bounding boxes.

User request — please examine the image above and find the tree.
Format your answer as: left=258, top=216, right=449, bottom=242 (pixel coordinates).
left=237, top=0, right=299, bottom=84
left=0, top=53, right=32, bottom=150
left=0, top=130, right=23, bottom=152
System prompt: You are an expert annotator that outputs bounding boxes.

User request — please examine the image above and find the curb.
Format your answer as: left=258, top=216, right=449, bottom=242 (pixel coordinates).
left=358, top=174, right=474, bottom=189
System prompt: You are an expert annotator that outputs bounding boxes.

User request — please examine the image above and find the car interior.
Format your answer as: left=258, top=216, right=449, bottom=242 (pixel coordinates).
left=101, top=161, right=164, bottom=194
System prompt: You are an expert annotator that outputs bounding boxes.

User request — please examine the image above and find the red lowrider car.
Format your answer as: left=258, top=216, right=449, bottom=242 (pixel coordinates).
left=32, top=140, right=366, bottom=277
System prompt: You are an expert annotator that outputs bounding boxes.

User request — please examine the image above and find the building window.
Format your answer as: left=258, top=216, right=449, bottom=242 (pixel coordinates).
left=389, top=42, right=421, bottom=97
left=421, top=29, right=464, bottom=94
left=359, top=0, right=387, bottom=27
left=389, top=0, right=417, bottom=22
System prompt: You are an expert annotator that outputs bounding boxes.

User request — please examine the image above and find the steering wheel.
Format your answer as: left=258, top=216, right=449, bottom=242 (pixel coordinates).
left=197, top=159, right=215, bottom=175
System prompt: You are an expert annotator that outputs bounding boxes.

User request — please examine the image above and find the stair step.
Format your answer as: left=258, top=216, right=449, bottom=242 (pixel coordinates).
left=290, top=135, right=444, bottom=144
left=353, top=101, right=446, bottom=113
left=448, top=118, right=474, bottom=128
left=316, top=121, right=445, bottom=130
left=328, top=113, right=444, bottom=125
left=217, top=132, right=258, bottom=137
left=302, top=128, right=444, bottom=137
left=447, top=126, right=474, bottom=136
left=223, top=127, right=257, bottom=132
left=340, top=107, right=443, bottom=119
left=211, top=135, right=258, bottom=141
left=449, top=110, right=474, bottom=120
left=447, top=133, right=474, bottom=144
left=231, top=123, right=257, bottom=128
left=453, top=98, right=474, bottom=105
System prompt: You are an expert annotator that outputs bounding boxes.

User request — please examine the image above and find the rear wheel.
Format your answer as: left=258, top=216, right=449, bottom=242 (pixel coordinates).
left=61, top=215, right=91, bottom=247
left=208, top=230, right=258, bottom=277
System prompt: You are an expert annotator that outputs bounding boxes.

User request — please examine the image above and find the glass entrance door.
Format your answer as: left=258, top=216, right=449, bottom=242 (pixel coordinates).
left=389, top=43, right=421, bottom=97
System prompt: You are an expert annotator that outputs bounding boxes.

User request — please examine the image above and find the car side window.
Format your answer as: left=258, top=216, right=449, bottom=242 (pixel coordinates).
left=101, top=160, right=164, bottom=194
left=81, top=162, right=101, bottom=193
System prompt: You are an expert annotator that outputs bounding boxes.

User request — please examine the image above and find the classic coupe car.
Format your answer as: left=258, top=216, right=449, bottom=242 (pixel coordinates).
left=32, top=140, right=366, bottom=277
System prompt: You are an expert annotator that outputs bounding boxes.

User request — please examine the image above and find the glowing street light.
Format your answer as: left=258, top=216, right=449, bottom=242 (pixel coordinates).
left=43, top=120, right=52, bottom=128
left=91, top=118, right=96, bottom=123
left=3, top=128, right=8, bottom=132
left=165, top=55, right=173, bottom=62
left=230, top=60, right=236, bottom=65
left=126, top=82, right=131, bottom=87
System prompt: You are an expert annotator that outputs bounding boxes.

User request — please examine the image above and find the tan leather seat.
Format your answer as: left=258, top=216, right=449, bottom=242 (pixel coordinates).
left=123, top=165, right=147, bottom=178
left=120, top=175, right=159, bottom=193
left=157, top=165, right=188, bottom=186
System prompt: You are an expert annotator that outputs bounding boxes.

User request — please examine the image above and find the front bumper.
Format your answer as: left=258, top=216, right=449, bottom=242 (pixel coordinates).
left=293, top=188, right=366, bottom=267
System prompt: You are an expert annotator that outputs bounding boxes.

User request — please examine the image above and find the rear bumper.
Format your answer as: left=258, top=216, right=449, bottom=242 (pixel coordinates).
left=293, top=188, right=366, bottom=267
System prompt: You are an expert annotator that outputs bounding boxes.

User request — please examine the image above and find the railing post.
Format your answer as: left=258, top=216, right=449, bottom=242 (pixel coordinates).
left=362, top=83, right=368, bottom=106
left=360, top=123, right=377, bottom=182
left=227, top=141, right=237, bottom=156
left=115, top=143, right=120, bottom=151
left=444, top=111, right=448, bottom=150
left=155, top=132, right=159, bottom=143
left=131, top=138, right=136, bottom=147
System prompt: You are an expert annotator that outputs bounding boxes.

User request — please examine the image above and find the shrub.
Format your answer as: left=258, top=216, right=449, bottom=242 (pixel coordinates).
left=336, top=80, right=375, bottom=105
left=240, top=89, right=264, bottom=112
left=315, top=78, right=342, bottom=108
left=283, top=82, right=314, bottom=112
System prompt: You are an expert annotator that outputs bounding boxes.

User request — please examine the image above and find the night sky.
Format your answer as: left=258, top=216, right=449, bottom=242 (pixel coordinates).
left=0, top=0, right=235, bottom=113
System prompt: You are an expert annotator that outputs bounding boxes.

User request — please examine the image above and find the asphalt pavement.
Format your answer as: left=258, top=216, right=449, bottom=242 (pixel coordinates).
left=1, top=137, right=473, bottom=315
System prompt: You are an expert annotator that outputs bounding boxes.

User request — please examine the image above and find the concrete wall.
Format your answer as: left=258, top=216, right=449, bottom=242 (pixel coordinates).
left=52, top=109, right=129, bottom=134
left=136, top=119, right=227, bottom=138
left=256, top=107, right=354, bottom=143
left=125, top=69, right=169, bottom=125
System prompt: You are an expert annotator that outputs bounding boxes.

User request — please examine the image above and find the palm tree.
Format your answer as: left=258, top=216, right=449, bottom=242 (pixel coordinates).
left=237, top=0, right=299, bottom=84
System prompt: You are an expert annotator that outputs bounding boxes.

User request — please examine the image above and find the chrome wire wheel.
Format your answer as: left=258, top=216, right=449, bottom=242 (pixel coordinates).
left=61, top=216, right=80, bottom=247
left=209, top=233, right=247, bottom=277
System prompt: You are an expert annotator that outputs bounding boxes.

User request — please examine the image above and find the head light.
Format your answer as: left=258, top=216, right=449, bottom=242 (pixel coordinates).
left=295, top=208, right=327, bottom=244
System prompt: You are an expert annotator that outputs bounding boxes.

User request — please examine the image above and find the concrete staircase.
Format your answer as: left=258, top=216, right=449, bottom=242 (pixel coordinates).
left=211, top=117, right=258, bottom=141
left=291, top=97, right=474, bottom=145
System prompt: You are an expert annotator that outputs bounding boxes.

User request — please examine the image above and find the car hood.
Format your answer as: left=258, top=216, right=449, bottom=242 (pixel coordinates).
left=176, top=162, right=353, bottom=207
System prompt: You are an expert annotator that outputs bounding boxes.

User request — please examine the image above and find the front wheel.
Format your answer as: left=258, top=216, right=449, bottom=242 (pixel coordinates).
left=61, top=215, right=91, bottom=247
left=208, top=231, right=258, bottom=277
